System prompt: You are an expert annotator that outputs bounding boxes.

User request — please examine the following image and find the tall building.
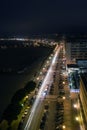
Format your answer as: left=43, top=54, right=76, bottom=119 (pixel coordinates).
left=65, top=39, right=87, bottom=64
left=79, top=73, right=87, bottom=130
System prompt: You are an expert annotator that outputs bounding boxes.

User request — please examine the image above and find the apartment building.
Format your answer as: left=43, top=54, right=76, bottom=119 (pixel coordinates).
left=65, top=41, right=87, bottom=64
left=79, top=73, right=87, bottom=130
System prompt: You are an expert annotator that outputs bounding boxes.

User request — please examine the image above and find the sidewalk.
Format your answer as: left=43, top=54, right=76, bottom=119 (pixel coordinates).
left=63, top=75, right=81, bottom=130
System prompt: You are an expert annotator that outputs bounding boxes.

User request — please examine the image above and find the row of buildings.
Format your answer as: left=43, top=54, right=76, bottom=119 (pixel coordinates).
left=64, top=36, right=87, bottom=129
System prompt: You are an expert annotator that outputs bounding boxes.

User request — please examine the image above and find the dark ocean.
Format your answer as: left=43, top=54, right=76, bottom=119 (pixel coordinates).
left=0, top=44, right=53, bottom=117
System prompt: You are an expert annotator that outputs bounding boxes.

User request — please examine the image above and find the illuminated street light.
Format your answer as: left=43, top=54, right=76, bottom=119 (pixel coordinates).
left=21, top=103, right=24, bottom=107
left=63, top=96, right=66, bottom=100
left=75, top=117, right=79, bottom=121
left=36, top=77, right=39, bottom=80
left=51, top=54, right=53, bottom=56
left=63, top=81, right=65, bottom=85
left=49, top=56, right=51, bottom=59
left=40, top=72, right=42, bottom=75
left=62, top=125, right=66, bottom=129
left=25, top=95, right=28, bottom=99
left=73, top=104, right=77, bottom=108
left=47, top=61, right=49, bottom=63
left=63, top=72, right=65, bottom=75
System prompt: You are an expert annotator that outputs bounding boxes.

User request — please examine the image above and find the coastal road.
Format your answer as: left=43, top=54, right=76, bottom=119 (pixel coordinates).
left=24, top=45, right=61, bottom=130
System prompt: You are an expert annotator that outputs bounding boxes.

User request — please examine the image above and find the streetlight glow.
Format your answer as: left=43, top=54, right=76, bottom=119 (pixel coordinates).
left=73, top=104, right=77, bottom=108
left=62, top=125, right=66, bottom=129
left=36, top=77, right=39, bottom=80
left=63, top=81, right=65, bottom=85
left=63, top=96, right=66, bottom=100
left=75, top=117, right=79, bottom=121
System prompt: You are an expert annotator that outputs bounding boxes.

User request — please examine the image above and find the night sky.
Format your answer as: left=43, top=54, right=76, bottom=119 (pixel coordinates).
left=0, top=0, right=87, bottom=35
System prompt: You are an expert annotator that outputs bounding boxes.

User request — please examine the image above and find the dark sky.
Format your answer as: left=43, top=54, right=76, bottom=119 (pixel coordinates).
left=0, top=0, right=87, bottom=35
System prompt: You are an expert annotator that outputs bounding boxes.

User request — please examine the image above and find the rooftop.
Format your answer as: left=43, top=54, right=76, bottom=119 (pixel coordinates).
left=67, top=64, right=79, bottom=68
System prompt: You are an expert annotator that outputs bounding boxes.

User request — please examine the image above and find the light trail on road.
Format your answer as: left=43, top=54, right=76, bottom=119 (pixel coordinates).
left=24, top=45, right=61, bottom=130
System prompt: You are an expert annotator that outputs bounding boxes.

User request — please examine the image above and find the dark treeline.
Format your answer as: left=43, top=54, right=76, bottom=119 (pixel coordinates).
left=0, top=80, right=36, bottom=124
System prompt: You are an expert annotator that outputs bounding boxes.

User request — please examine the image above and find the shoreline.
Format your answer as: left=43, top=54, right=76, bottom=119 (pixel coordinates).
left=0, top=57, right=46, bottom=117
